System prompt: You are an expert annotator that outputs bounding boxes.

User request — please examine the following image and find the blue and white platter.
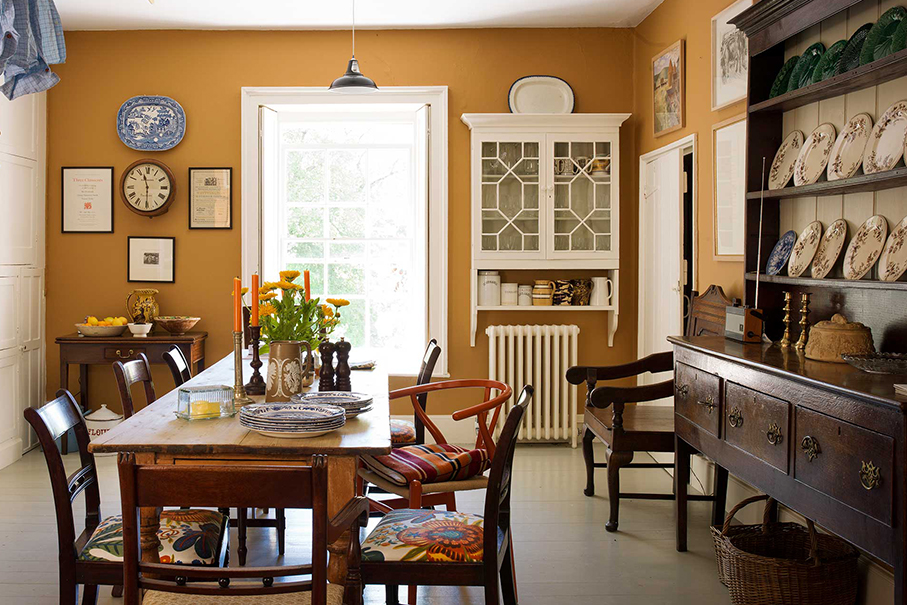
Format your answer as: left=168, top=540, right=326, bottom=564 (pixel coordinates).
left=766, top=230, right=798, bottom=275
left=116, top=95, right=186, bottom=151
left=292, top=392, right=373, bottom=417
left=239, top=403, right=345, bottom=439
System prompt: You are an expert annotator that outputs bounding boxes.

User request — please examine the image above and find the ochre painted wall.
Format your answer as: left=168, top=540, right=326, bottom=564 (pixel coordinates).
left=46, top=29, right=638, bottom=415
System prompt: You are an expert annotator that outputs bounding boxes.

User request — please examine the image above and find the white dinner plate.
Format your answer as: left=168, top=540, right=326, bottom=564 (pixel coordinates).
left=843, top=215, right=888, bottom=280
left=794, top=123, right=836, bottom=186
left=827, top=113, right=872, bottom=180
left=787, top=221, right=823, bottom=277
left=811, top=219, right=848, bottom=279
left=508, top=76, right=575, bottom=114
left=879, top=215, right=907, bottom=282
left=245, top=427, right=340, bottom=439
left=768, top=131, right=804, bottom=190
left=864, top=100, right=907, bottom=173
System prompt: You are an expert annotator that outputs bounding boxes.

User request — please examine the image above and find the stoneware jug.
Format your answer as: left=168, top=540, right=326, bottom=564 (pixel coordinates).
left=126, top=289, right=159, bottom=324
left=265, top=340, right=313, bottom=402
left=532, top=280, right=555, bottom=306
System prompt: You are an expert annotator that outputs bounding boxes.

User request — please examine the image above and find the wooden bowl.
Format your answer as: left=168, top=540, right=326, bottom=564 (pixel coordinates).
left=76, top=323, right=128, bottom=337
left=154, top=316, right=200, bottom=335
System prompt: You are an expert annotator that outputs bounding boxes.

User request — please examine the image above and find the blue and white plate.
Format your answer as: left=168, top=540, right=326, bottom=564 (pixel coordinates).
left=240, top=402, right=346, bottom=439
left=766, top=230, right=798, bottom=275
left=116, top=95, right=186, bottom=151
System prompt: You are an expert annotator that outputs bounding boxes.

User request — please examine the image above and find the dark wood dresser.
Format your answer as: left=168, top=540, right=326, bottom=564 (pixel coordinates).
left=671, top=335, right=907, bottom=604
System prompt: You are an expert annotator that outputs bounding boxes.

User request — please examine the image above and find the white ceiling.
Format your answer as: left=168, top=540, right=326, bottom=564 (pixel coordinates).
left=55, top=0, right=666, bottom=31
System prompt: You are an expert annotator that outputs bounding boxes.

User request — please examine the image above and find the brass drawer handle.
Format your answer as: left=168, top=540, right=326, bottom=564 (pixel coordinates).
left=697, top=395, right=716, bottom=415
left=860, top=461, right=881, bottom=491
left=115, top=349, right=134, bottom=359
left=801, top=436, right=820, bottom=462
left=675, top=384, right=689, bottom=398
left=728, top=407, right=743, bottom=428
left=766, top=423, right=783, bottom=446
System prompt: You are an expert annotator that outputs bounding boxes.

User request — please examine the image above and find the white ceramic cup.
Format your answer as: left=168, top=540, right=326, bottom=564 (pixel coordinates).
left=590, top=277, right=613, bottom=306
left=518, top=285, right=532, bottom=306
left=501, top=282, right=519, bottom=306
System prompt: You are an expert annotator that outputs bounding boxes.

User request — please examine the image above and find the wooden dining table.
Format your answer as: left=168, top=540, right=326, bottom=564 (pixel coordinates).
left=89, top=352, right=391, bottom=583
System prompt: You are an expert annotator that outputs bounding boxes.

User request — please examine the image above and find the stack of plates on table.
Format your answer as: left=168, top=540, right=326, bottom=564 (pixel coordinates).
left=292, top=391, right=374, bottom=418
left=240, top=403, right=346, bottom=439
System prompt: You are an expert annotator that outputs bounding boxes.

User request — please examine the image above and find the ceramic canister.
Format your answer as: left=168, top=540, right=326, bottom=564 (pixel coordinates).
left=501, top=283, right=519, bottom=306
left=532, top=280, right=554, bottom=306
left=478, top=271, right=501, bottom=306
left=518, top=285, right=532, bottom=306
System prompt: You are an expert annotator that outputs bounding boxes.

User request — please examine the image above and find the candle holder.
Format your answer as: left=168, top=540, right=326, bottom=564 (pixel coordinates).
left=795, top=292, right=810, bottom=351
left=780, top=291, right=792, bottom=349
left=244, top=325, right=266, bottom=396
left=233, top=331, right=254, bottom=406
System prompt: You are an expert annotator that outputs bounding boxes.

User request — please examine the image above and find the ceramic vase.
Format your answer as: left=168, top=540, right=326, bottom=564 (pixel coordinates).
left=571, top=279, right=593, bottom=305
left=125, top=288, right=159, bottom=324
left=265, top=340, right=313, bottom=402
left=532, top=280, right=555, bottom=306
left=553, top=280, right=574, bottom=306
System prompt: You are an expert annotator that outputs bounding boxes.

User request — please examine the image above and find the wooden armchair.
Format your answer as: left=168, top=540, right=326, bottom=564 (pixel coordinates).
left=390, top=339, right=441, bottom=448
left=566, top=285, right=732, bottom=532
left=112, top=353, right=156, bottom=418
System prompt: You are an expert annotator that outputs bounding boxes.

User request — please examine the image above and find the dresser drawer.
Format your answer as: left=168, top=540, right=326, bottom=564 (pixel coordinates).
left=724, top=383, right=790, bottom=473
left=674, top=362, right=721, bottom=437
left=103, top=346, right=147, bottom=362
left=794, top=407, right=893, bottom=526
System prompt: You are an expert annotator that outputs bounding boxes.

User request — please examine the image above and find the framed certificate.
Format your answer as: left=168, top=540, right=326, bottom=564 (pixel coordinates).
left=189, top=167, right=232, bottom=229
left=128, top=237, right=175, bottom=283
left=61, top=167, right=114, bottom=233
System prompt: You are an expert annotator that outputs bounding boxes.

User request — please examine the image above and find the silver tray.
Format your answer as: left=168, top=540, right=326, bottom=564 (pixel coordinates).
left=842, top=352, right=907, bottom=374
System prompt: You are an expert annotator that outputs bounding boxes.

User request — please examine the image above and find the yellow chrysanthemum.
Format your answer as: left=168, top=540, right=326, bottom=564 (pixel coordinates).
left=279, top=270, right=301, bottom=283
left=261, top=282, right=280, bottom=292
left=326, top=298, right=350, bottom=307
left=231, top=287, right=249, bottom=296
left=276, top=280, right=303, bottom=290
left=259, top=292, right=277, bottom=301
left=259, top=303, right=276, bottom=317
left=321, top=304, right=334, bottom=318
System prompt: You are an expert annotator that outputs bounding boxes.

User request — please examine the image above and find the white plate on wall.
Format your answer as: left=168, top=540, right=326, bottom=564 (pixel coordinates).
left=864, top=100, right=907, bottom=174
left=768, top=130, right=804, bottom=190
left=508, top=76, right=575, bottom=114
left=810, top=219, right=848, bottom=279
left=787, top=221, right=823, bottom=277
left=827, top=113, right=872, bottom=181
left=879, top=215, right=907, bottom=282
left=843, top=215, right=888, bottom=280
left=793, top=123, right=836, bottom=186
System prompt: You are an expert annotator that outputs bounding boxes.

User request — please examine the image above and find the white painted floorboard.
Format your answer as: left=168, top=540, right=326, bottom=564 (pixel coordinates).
left=0, top=443, right=730, bottom=604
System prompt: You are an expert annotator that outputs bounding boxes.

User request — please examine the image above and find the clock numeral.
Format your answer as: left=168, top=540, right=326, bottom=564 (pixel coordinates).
left=144, top=166, right=151, bottom=174
left=161, top=186, right=169, bottom=190
left=158, top=193, right=166, bottom=200
left=127, top=185, right=135, bottom=190
left=158, top=177, right=166, bottom=182
left=145, top=200, right=149, bottom=208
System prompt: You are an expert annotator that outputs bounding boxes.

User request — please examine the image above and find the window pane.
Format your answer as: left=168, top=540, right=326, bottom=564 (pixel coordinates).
left=329, top=207, right=365, bottom=238
left=328, top=263, right=365, bottom=295
left=287, top=262, right=324, bottom=294
left=288, top=207, right=324, bottom=238
left=286, top=150, right=324, bottom=204
left=287, top=242, right=324, bottom=259
left=329, top=242, right=365, bottom=260
left=369, top=149, right=410, bottom=206
left=328, top=150, right=366, bottom=203
left=333, top=298, right=365, bottom=346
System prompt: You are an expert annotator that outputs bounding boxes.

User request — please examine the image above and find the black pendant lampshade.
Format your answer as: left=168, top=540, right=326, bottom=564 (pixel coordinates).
left=329, top=0, right=377, bottom=93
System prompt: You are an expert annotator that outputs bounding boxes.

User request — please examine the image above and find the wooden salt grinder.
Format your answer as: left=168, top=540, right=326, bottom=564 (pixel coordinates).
left=334, top=338, right=352, bottom=392
left=318, top=339, right=336, bottom=392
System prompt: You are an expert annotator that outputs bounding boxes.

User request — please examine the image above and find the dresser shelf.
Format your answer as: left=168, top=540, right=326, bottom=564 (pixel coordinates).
left=745, top=272, right=907, bottom=292
left=746, top=167, right=907, bottom=201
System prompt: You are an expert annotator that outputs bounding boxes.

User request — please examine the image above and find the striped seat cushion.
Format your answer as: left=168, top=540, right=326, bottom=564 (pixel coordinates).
left=361, top=443, right=491, bottom=486
left=390, top=419, right=417, bottom=445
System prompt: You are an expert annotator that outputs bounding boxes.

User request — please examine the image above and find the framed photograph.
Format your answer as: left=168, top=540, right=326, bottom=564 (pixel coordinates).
left=711, top=0, right=752, bottom=111
left=189, top=167, right=232, bottom=229
left=128, top=237, right=175, bottom=283
left=61, top=167, right=114, bottom=233
left=712, top=114, right=747, bottom=260
left=653, top=40, right=684, bottom=137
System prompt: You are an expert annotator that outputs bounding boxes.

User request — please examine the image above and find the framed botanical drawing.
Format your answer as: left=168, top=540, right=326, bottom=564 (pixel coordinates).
left=61, top=167, right=114, bottom=233
left=711, top=0, right=752, bottom=111
left=189, top=167, right=232, bottom=229
left=128, top=237, right=175, bottom=283
left=712, top=114, right=747, bottom=260
left=653, top=40, right=685, bottom=137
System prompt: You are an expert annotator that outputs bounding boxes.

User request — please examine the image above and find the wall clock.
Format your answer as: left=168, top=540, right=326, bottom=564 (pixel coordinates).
left=120, top=159, right=176, bottom=217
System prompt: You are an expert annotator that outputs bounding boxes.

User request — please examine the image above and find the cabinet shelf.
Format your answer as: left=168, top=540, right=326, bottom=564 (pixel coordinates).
left=477, top=305, right=615, bottom=311
left=745, top=272, right=907, bottom=291
left=746, top=166, right=907, bottom=201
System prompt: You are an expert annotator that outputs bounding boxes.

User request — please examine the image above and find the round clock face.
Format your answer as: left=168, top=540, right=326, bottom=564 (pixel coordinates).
left=122, top=161, right=174, bottom=215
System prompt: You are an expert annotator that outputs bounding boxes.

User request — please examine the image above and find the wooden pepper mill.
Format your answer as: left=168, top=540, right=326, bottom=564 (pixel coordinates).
left=318, top=339, right=336, bottom=392
left=334, top=338, right=352, bottom=392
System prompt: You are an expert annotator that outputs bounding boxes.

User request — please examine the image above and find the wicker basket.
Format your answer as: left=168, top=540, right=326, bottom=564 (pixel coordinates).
left=710, top=494, right=859, bottom=605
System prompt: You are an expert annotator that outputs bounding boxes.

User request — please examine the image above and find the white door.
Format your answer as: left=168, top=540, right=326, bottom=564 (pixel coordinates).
left=0, top=88, right=39, bottom=160
left=0, top=154, right=39, bottom=265
left=639, top=147, right=684, bottom=385
left=0, top=349, right=20, bottom=468
left=18, top=269, right=43, bottom=451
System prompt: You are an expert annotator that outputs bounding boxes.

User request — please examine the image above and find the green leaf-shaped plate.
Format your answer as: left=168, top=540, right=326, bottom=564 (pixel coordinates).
left=811, top=39, right=847, bottom=83
left=891, top=17, right=907, bottom=59
left=860, top=7, right=907, bottom=65
left=769, top=56, right=799, bottom=98
left=837, top=23, right=874, bottom=74
left=787, top=43, right=825, bottom=92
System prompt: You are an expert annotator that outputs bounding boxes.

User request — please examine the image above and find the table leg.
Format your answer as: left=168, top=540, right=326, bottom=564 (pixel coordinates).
left=197, top=356, right=206, bottom=372
left=140, top=506, right=164, bottom=571
left=79, top=364, right=89, bottom=411
left=675, top=435, right=690, bottom=552
left=327, top=456, right=357, bottom=585
left=712, top=464, right=729, bottom=527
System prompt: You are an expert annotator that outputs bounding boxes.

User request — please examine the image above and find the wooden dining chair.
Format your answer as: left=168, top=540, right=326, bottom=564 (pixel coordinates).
left=117, top=453, right=368, bottom=605
left=23, top=389, right=229, bottom=605
left=566, top=285, right=732, bottom=532
left=360, top=385, right=533, bottom=605
left=389, top=339, right=441, bottom=448
left=162, top=345, right=192, bottom=387
left=112, top=353, right=156, bottom=418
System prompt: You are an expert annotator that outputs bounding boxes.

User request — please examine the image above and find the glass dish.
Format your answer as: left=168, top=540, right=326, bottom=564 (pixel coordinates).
left=175, top=385, right=236, bottom=420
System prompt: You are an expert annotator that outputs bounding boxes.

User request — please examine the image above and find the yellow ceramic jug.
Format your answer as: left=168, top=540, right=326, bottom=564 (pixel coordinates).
left=126, top=289, right=159, bottom=324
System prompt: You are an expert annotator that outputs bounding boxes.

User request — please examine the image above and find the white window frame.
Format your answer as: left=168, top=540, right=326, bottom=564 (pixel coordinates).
left=241, top=87, right=449, bottom=376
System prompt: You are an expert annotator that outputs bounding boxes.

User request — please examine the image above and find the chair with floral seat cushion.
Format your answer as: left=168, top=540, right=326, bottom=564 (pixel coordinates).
left=390, top=339, right=441, bottom=448
left=360, top=386, right=533, bottom=605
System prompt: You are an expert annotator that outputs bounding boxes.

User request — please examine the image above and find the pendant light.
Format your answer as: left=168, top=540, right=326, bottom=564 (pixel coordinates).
left=329, top=0, right=378, bottom=93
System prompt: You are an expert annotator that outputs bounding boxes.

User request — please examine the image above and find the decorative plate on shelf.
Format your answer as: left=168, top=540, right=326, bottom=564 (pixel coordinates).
left=827, top=113, right=873, bottom=180
left=836, top=23, right=874, bottom=74
left=787, top=221, right=823, bottom=277
left=766, top=230, right=798, bottom=276
left=843, top=215, right=888, bottom=280
left=769, top=56, right=799, bottom=98
left=793, top=123, right=836, bottom=186
left=116, top=95, right=186, bottom=151
left=860, top=6, right=907, bottom=65
left=811, top=219, right=848, bottom=279
left=292, top=391, right=374, bottom=417
left=768, top=130, right=804, bottom=190
left=508, top=76, right=575, bottom=114
left=787, top=43, right=825, bottom=93
left=810, top=39, right=847, bottom=84
left=878, top=215, right=907, bottom=282
left=863, top=99, right=907, bottom=174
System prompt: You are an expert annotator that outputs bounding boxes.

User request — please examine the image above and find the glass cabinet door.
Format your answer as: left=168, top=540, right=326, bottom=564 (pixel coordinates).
left=477, top=137, right=544, bottom=256
left=548, top=136, right=616, bottom=258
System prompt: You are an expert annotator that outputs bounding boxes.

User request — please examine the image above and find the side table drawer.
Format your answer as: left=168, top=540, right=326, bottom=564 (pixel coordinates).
left=674, top=362, right=721, bottom=437
left=724, top=382, right=790, bottom=473
left=103, top=346, right=147, bottom=362
left=795, top=406, right=893, bottom=526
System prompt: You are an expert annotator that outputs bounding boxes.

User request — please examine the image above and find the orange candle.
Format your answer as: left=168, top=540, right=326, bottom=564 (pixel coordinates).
left=251, top=274, right=259, bottom=326
left=233, top=277, right=242, bottom=333
left=304, top=270, right=311, bottom=301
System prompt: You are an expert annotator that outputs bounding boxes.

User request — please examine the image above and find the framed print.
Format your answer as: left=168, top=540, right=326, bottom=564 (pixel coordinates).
left=712, top=114, right=747, bottom=260
left=653, top=40, right=684, bottom=137
left=189, top=167, right=232, bottom=229
left=128, top=237, right=175, bottom=283
left=61, top=167, right=114, bottom=233
left=711, top=0, right=752, bottom=111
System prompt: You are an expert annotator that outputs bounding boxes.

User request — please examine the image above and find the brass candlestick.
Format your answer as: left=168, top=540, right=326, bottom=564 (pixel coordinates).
left=780, top=291, right=792, bottom=349
left=233, top=331, right=254, bottom=406
left=244, top=325, right=265, bottom=396
left=795, top=293, right=810, bottom=351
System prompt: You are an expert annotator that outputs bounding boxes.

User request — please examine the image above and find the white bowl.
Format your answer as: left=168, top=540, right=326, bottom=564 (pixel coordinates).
left=127, top=323, right=153, bottom=338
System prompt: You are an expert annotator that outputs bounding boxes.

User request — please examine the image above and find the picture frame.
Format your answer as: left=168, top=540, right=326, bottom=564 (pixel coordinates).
left=711, top=0, right=752, bottom=111
left=128, top=236, right=175, bottom=283
left=61, top=167, right=114, bottom=233
left=712, top=114, right=747, bottom=261
left=188, top=167, right=233, bottom=229
left=653, top=40, right=685, bottom=137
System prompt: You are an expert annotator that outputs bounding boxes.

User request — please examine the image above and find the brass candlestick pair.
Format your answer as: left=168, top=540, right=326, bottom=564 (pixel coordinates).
left=233, top=331, right=254, bottom=406
left=780, top=291, right=810, bottom=350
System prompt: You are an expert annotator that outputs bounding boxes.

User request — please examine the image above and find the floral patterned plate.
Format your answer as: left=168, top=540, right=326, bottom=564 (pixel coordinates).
left=787, top=221, right=823, bottom=277
left=864, top=100, right=907, bottom=174
left=811, top=219, right=848, bottom=279
left=828, top=113, right=873, bottom=181
left=794, top=123, right=836, bottom=186
left=768, top=131, right=804, bottom=190
left=843, top=215, right=888, bottom=280
left=879, top=215, right=907, bottom=282
left=766, top=230, right=797, bottom=276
